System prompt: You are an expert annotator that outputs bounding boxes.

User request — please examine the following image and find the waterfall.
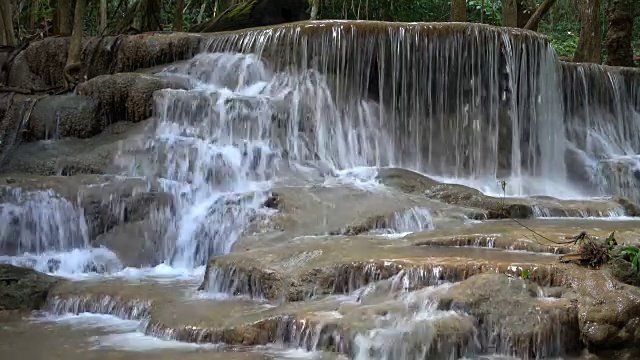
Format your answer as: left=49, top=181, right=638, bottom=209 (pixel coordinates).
left=0, top=188, right=89, bottom=255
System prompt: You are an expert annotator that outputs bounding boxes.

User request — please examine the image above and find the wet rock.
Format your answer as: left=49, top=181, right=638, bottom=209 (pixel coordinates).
left=376, top=167, right=440, bottom=194
left=607, top=256, right=640, bottom=286
left=76, top=73, right=189, bottom=126
left=0, top=264, right=63, bottom=311
left=0, top=174, right=175, bottom=242
left=562, top=266, right=640, bottom=350
left=408, top=219, right=640, bottom=255
left=202, top=236, right=565, bottom=301
left=27, top=95, right=100, bottom=140
left=377, top=167, right=635, bottom=219
left=236, top=184, right=456, bottom=251
left=0, top=120, right=149, bottom=176
left=431, top=273, right=581, bottom=358
left=93, top=221, right=164, bottom=268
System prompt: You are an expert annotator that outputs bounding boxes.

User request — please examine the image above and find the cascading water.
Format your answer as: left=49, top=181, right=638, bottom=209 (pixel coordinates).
left=0, top=188, right=88, bottom=254
left=2, top=19, right=640, bottom=360
left=562, top=62, right=640, bottom=203
left=0, top=187, right=123, bottom=274
left=196, top=21, right=639, bottom=201
left=115, top=51, right=398, bottom=268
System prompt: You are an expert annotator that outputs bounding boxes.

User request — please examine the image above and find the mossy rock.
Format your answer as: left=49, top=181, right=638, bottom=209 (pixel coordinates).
left=608, top=256, right=640, bottom=286
left=76, top=73, right=189, bottom=126
left=0, top=264, right=63, bottom=311
left=11, top=33, right=203, bottom=90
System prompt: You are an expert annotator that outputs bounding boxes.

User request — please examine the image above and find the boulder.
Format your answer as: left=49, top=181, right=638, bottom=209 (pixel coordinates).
left=562, top=266, right=640, bottom=350
left=93, top=220, right=165, bottom=268
left=0, top=264, right=63, bottom=311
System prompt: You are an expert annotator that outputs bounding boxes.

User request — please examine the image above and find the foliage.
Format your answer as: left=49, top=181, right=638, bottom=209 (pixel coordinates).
left=620, top=246, right=640, bottom=273
left=4, top=0, right=639, bottom=64
left=466, top=0, right=501, bottom=25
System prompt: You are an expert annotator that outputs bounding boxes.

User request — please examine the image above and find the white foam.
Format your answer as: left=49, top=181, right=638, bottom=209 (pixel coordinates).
left=0, top=247, right=123, bottom=277
left=31, top=312, right=140, bottom=332
left=31, top=312, right=221, bottom=352
left=90, top=331, right=222, bottom=352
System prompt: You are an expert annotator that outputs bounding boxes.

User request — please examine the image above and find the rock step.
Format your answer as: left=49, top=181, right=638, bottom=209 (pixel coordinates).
left=203, top=235, right=564, bottom=301
left=377, top=167, right=640, bottom=219
left=42, top=272, right=582, bottom=359
left=408, top=218, right=640, bottom=253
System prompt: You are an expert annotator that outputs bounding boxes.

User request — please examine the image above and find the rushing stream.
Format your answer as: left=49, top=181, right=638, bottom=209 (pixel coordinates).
left=1, top=20, right=639, bottom=360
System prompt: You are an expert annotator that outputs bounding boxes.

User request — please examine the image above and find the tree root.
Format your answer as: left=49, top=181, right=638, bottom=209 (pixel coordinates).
left=63, top=62, right=84, bottom=91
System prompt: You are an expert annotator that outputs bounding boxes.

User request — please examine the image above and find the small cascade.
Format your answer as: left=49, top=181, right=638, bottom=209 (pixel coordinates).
left=203, top=265, right=267, bottom=299
left=561, top=62, right=640, bottom=203
left=0, top=188, right=89, bottom=255
left=390, top=207, right=434, bottom=234
left=45, top=295, right=152, bottom=320
left=530, top=203, right=627, bottom=218
left=353, top=285, right=478, bottom=360
left=0, top=187, right=124, bottom=274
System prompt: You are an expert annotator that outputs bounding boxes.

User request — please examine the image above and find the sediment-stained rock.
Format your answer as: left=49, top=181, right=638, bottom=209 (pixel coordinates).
left=235, top=184, right=476, bottom=251
left=563, top=267, right=640, bottom=350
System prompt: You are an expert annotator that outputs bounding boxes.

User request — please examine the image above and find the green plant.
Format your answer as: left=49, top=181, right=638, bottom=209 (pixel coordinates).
left=620, top=246, right=640, bottom=273
left=521, top=268, right=531, bottom=280
left=605, top=231, right=618, bottom=250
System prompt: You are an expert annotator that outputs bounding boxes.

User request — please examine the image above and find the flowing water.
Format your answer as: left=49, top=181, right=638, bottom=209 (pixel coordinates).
left=1, top=20, right=639, bottom=360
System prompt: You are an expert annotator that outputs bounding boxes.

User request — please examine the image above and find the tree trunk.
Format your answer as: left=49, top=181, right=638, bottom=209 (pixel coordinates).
left=114, top=0, right=162, bottom=34
left=0, top=0, right=17, bottom=46
left=310, top=0, right=319, bottom=20
left=189, top=0, right=308, bottom=33
left=605, top=0, right=634, bottom=67
left=173, top=0, right=185, bottom=30
left=100, top=0, right=108, bottom=34
left=64, top=0, right=87, bottom=89
left=28, top=0, right=39, bottom=31
left=451, top=0, right=466, bottom=22
left=573, top=0, right=602, bottom=63
left=503, top=0, right=535, bottom=28
left=53, top=0, right=74, bottom=35
left=524, top=0, right=558, bottom=30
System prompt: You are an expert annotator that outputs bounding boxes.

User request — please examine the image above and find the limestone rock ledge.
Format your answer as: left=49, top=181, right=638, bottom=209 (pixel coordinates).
left=200, top=236, right=565, bottom=301
left=377, top=167, right=640, bottom=219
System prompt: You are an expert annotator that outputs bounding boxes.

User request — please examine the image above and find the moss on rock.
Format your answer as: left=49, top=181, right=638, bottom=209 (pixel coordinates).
left=0, top=264, right=63, bottom=311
